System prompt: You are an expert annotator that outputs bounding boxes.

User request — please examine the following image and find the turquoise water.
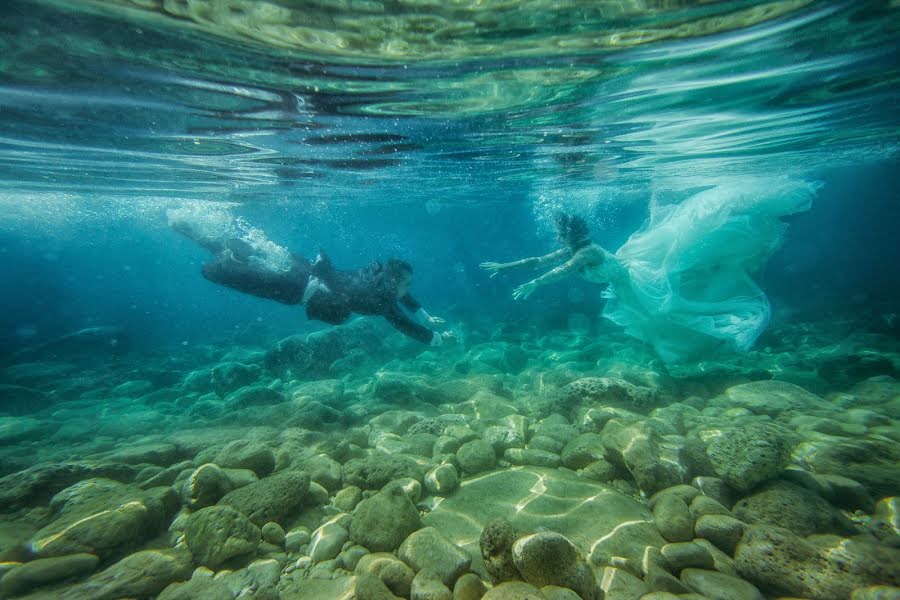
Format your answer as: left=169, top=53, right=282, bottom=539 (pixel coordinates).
left=0, top=1, right=899, bottom=599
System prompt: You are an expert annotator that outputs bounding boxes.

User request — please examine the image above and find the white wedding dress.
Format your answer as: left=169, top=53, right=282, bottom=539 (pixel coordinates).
left=586, top=179, right=818, bottom=363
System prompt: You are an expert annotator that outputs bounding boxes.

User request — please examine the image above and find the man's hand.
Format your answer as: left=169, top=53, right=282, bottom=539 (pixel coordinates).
left=428, top=315, right=446, bottom=326
left=512, top=280, right=538, bottom=300
left=479, top=261, right=507, bottom=278
left=441, top=330, right=457, bottom=344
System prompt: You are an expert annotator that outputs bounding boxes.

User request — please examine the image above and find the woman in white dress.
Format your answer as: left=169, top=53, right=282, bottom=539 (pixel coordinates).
left=481, top=180, right=817, bottom=363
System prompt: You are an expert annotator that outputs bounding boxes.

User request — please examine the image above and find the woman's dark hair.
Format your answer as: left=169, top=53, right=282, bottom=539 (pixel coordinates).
left=554, top=213, right=591, bottom=250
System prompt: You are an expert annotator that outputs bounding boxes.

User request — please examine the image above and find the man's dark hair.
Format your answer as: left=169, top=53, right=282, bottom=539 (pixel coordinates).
left=554, top=213, right=591, bottom=250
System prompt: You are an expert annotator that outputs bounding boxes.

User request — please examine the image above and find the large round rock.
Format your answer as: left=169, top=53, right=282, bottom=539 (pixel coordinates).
left=350, top=486, right=422, bottom=552
left=184, top=505, right=261, bottom=568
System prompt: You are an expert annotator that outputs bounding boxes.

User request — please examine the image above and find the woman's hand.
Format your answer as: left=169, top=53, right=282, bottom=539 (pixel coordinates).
left=480, top=261, right=507, bottom=278
left=441, top=330, right=457, bottom=344
left=512, top=280, right=538, bottom=300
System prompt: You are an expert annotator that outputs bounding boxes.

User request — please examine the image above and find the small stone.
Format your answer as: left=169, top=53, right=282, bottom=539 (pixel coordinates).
left=691, top=476, right=733, bottom=508
left=261, top=522, right=286, bottom=546
left=653, top=494, right=694, bottom=543
left=660, top=542, right=715, bottom=572
left=480, top=517, right=520, bottom=584
left=512, top=531, right=594, bottom=600
left=680, top=568, right=763, bottom=600
left=504, top=448, right=561, bottom=468
left=457, top=440, right=497, bottom=475
left=453, top=573, right=487, bottom=600
left=561, top=433, right=606, bottom=470
left=703, top=422, right=794, bottom=493
left=182, top=463, right=233, bottom=509
left=648, top=485, right=702, bottom=509
left=337, top=545, right=368, bottom=571
left=580, top=459, right=618, bottom=482
left=309, top=522, right=350, bottom=563
left=425, top=464, right=460, bottom=495
left=434, top=436, right=461, bottom=455
left=357, top=552, right=416, bottom=598
left=334, top=485, right=364, bottom=512
left=356, top=572, right=403, bottom=600
left=399, top=527, right=472, bottom=587
left=529, top=435, right=565, bottom=454
left=694, top=515, right=744, bottom=556
left=284, top=526, right=310, bottom=552
left=482, top=581, right=545, bottom=599
left=411, top=568, right=453, bottom=600
left=689, top=495, right=732, bottom=519
left=598, top=566, right=649, bottom=598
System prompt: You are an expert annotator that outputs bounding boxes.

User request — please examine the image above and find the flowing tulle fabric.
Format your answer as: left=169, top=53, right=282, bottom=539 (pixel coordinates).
left=597, top=179, right=818, bottom=363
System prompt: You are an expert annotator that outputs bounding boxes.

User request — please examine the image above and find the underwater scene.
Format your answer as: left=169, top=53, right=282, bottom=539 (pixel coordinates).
left=1, top=0, right=900, bottom=598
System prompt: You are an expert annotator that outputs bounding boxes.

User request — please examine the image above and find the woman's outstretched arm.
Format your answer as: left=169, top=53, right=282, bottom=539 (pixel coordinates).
left=480, top=248, right=568, bottom=277
left=512, top=249, right=595, bottom=300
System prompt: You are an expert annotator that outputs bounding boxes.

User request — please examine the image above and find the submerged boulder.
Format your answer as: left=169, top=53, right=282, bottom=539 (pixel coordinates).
left=28, top=478, right=176, bottom=559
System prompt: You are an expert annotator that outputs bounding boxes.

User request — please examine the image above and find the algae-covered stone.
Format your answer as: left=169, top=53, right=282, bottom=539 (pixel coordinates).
left=356, top=572, right=403, bottom=600
left=702, top=422, right=795, bottom=493
left=303, top=453, right=343, bottom=491
left=680, top=568, right=763, bottom=600
left=552, top=377, right=661, bottom=417
left=797, top=437, right=900, bottom=500
left=660, top=542, right=715, bottom=572
left=712, top=380, right=826, bottom=416
left=410, top=568, right=453, bottom=600
left=218, top=470, right=309, bottom=526
left=453, top=573, right=487, bottom=600
left=350, top=486, right=422, bottom=552
left=29, top=478, right=173, bottom=559
left=732, top=481, right=854, bottom=536
left=211, top=361, right=261, bottom=397
left=0, top=552, right=99, bottom=597
left=158, top=576, right=236, bottom=600
left=226, top=385, right=284, bottom=408
left=653, top=494, right=694, bottom=543
left=602, top=419, right=682, bottom=493
left=504, top=448, right=560, bottom=468
left=67, top=548, right=193, bottom=599
left=342, top=454, right=426, bottom=490
left=561, top=433, right=607, bottom=470
left=334, top=485, right=364, bottom=512
left=512, top=531, right=594, bottom=600
left=424, top=463, right=459, bottom=495
left=399, top=526, right=472, bottom=587
left=356, top=552, right=416, bottom=598
left=457, top=439, right=497, bottom=475
left=309, top=521, right=349, bottom=563
left=482, top=581, right=546, bottom=599
left=597, top=566, right=649, bottom=598
left=0, top=462, right=138, bottom=512
left=184, top=505, right=260, bottom=568
left=694, top=515, right=744, bottom=556
left=735, top=525, right=900, bottom=599
left=182, top=463, right=233, bottom=509
left=480, top=517, right=520, bottom=584
left=214, top=440, right=275, bottom=477
left=261, top=522, right=286, bottom=546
